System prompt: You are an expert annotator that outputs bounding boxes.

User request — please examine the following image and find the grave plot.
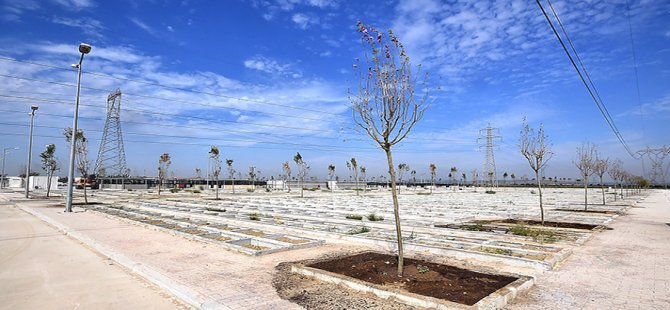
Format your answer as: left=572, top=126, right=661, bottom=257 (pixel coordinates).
left=121, top=189, right=627, bottom=271
left=292, top=251, right=534, bottom=309
left=85, top=204, right=323, bottom=256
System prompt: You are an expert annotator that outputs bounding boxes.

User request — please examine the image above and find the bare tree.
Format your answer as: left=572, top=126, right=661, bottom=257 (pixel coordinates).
left=157, top=153, right=171, bottom=196
left=519, top=118, right=553, bottom=225
left=209, top=146, right=222, bottom=199
left=471, top=169, right=479, bottom=192
left=327, top=164, right=336, bottom=192
left=282, top=161, right=291, bottom=192
left=575, top=142, right=596, bottom=210
left=350, top=21, right=428, bottom=276
left=397, top=163, right=409, bottom=190
left=248, top=166, right=257, bottom=190
left=226, top=159, right=235, bottom=194
left=346, top=157, right=360, bottom=195
left=293, top=152, right=309, bottom=198
left=608, top=159, right=624, bottom=200
left=39, top=144, right=58, bottom=197
left=64, top=128, right=90, bottom=204
left=429, top=163, right=437, bottom=194
left=593, top=153, right=609, bottom=205
left=195, top=168, right=202, bottom=179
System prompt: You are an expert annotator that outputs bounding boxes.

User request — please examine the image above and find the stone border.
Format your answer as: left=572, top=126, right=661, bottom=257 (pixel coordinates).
left=290, top=251, right=534, bottom=310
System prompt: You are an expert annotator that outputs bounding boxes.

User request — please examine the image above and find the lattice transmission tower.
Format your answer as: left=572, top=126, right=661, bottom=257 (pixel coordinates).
left=637, top=146, right=670, bottom=188
left=477, top=124, right=502, bottom=188
left=94, top=89, right=128, bottom=177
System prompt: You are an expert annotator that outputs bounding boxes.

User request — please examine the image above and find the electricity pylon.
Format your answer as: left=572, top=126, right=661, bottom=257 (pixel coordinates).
left=478, top=123, right=501, bottom=188
left=637, top=146, right=670, bottom=188
left=94, top=89, right=128, bottom=177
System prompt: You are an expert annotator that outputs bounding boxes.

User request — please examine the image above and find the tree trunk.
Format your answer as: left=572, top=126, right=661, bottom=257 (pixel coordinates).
left=158, top=179, right=161, bottom=196
left=583, top=176, right=588, bottom=211
left=232, top=178, right=235, bottom=194
left=300, top=177, right=304, bottom=198
left=600, top=176, right=605, bottom=205
left=46, top=171, right=52, bottom=198
left=536, top=171, right=544, bottom=225
left=215, top=180, right=219, bottom=199
left=384, top=148, right=404, bottom=277
left=83, top=176, right=88, bottom=204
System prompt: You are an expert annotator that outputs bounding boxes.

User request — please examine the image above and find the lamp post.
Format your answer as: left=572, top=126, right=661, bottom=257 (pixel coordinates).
left=25, top=106, right=38, bottom=198
left=65, top=43, right=91, bottom=213
left=1, top=147, right=19, bottom=189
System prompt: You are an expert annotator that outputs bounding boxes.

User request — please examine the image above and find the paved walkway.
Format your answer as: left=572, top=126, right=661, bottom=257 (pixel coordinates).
left=508, top=190, right=670, bottom=309
left=2, top=192, right=365, bottom=310
left=0, top=200, right=189, bottom=310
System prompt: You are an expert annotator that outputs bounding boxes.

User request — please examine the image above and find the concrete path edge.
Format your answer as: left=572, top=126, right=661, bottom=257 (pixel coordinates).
left=15, top=203, right=229, bottom=310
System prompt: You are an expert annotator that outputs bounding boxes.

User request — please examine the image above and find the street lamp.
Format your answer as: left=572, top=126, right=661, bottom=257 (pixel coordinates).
left=25, top=106, right=38, bottom=198
left=65, top=43, right=91, bottom=213
left=1, top=146, right=19, bottom=189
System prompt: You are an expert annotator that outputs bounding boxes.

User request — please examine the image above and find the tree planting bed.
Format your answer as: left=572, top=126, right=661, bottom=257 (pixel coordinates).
left=293, top=252, right=533, bottom=309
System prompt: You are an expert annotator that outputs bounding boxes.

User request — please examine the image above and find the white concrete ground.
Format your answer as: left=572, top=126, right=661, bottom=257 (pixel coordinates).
left=1, top=187, right=666, bottom=309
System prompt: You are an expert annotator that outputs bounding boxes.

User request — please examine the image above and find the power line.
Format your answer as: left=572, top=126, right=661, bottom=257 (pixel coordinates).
left=0, top=74, right=333, bottom=122
left=536, top=0, right=638, bottom=159
left=0, top=121, right=378, bottom=151
left=0, top=93, right=333, bottom=133
left=0, top=56, right=345, bottom=116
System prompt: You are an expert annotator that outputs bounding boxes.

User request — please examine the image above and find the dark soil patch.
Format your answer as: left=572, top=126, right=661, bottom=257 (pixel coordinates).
left=308, top=252, right=517, bottom=306
left=498, top=219, right=599, bottom=230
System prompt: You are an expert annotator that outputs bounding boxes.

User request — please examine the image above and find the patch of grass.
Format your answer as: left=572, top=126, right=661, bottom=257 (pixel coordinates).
left=367, top=213, right=384, bottom=221
left=346, top=214, right=363, bottom=220
left=249, top=212, right=260, bottom=221
left=459, top=223, right=488, bottom=231
left=480, top=247, right=514, bottom=256
left=191, top=189, right=201, bottom=194
left=416, top=192, right=431, bottom=195
left=347, top=226, right=371, bottom=235
left=416, top=265, right=430, bottom=274
left=485, top=190, right=496, bottom=194
left=169, top=188, right=180, bottom=193
left=510, top=224, right=557, bottom=243
left=205, top=207, right=226, bottom=212
left=127, top=188, right=133, bottom=191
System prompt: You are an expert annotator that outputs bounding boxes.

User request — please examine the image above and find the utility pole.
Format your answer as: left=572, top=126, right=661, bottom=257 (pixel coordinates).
left=2, top=147, right=19, bottom=189
left=478, top=123, right=502, bottom=188
left=637, top=146, right=670, bottom=188
left=25, top=105, right=38, bottom=198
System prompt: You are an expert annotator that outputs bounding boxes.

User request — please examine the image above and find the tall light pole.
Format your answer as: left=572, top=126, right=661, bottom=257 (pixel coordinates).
left=25, top=106, right=38, bottom=198
left=1, top=147, right=19, bottom=189
left=65, top=43, right=91, bottom=213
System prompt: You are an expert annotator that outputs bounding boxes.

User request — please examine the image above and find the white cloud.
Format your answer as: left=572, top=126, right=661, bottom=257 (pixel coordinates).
left=243, top=55, right=303, bottom=78
left=52, top=0, right=95, bottom=10
left=129, top=17, right=157, bottom=36
left=1, top=0, right=40, bottom=22
left=291, top=12, right=317, bottom=29
left=51, top=16, right=104, bottom=38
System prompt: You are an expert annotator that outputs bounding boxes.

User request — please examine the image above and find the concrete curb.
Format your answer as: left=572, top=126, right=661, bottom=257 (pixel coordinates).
left=15, top=204, right=230, bottom=310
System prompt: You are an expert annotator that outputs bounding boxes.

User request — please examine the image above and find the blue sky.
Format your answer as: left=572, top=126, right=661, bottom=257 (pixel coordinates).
left=0, top=0, right=668, bottom=182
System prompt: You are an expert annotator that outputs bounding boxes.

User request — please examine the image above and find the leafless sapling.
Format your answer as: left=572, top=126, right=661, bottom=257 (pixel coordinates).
left=519, top=119, right=553, bottom=225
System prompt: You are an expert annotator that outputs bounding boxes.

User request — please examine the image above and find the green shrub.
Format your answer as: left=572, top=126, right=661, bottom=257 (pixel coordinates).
left=346, top=214, right=363, bottom=220
left=416, top=265, right=430, bottom=273
left=205, top=207, right=226, bottom=212
left=460, top=223, right=487, bottom=231
left=367, top=213, right=384, bottom=221
left=510, top=224, right=557, bottom=243
left=485, top=190, right=496, bottom=194
left=249, top=213, right=260, bottom=221
left=192, top=189, right=201, bottom=194
left=416, top=192, right=431, bottom=195
left=347, top=226, right=370, bottom=235
left=169, top=188, right=180, bottom=193
left=480, top=247, right=514, bottom=256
